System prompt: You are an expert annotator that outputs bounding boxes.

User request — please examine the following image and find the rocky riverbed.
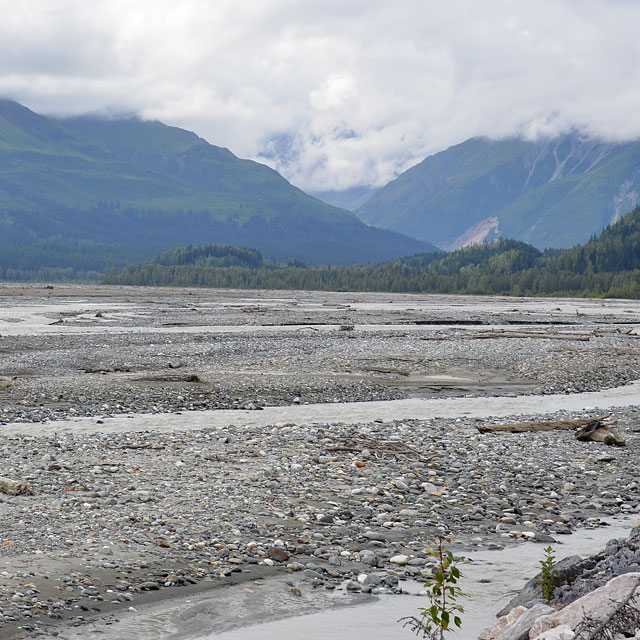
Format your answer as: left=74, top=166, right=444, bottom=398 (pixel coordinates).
left=0, top=409, right=638, bottom=638
left=0, top=284, right=640, bottom=638
left=2, top=284, right=640, bottom=425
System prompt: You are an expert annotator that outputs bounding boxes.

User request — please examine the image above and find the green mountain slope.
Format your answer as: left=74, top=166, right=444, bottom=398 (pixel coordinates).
left=0, top=99, right=436, bottom=269
left=356, top=135, right=640, bottom=250
left=0, top=99, right=195, bottom=210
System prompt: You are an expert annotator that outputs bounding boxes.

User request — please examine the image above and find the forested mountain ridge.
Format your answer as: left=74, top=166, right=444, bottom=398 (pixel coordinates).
left=356, top=134, right=640, bottom=250
left=0, top=99, right=436, bottom=274
left=103, top=205, right=640, bottom=299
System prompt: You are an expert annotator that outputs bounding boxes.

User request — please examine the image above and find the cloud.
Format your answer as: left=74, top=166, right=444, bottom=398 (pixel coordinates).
left=1, top=0, right=640, bottom=191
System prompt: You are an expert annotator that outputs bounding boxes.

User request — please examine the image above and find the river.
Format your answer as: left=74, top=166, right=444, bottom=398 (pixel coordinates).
left=8, top=378, right=640, bottom=437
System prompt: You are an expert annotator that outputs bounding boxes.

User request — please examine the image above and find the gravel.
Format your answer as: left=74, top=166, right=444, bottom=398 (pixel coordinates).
left=0, top=284, right=639, bottom=637
left=0, top=410, right=638, bottom=636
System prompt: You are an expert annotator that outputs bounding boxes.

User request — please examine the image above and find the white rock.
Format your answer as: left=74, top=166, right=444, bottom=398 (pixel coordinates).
left=532, top=624, right=575, bottom=640
left=480, top=603, right=555, bottom=640
left=390, top=554, right=410, bottom=565
left=530, top=573, right=640, bottom=637
left=479, top=606, right=528, bottom=640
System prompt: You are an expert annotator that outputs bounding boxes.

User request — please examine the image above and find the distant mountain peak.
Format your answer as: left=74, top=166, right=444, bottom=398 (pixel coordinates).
left=356, top=133, right=640, bottom=249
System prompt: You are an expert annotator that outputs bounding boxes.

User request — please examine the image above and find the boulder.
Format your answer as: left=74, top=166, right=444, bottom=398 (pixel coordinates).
left=497, top=555, right=588, bottom=616
left=269, top=548, right=290, bottom=562
left=481, top=604, right=556, bottom=640
left=481, top=606, right=529, bottom=640
left=531, top=624, right=575, bottom=640
left=503, top=604, right=557, bottom=640
left=529, top=572, right=640, bottom=637
left=359, top=549, right=378, bottom=566
left=0, top=477, right=31, bottom=495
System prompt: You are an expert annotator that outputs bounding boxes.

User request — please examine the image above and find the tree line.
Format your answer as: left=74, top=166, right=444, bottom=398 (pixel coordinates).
left=4, top=205, right=640, bottom=298
left=103, top=206, right=640, bottom=299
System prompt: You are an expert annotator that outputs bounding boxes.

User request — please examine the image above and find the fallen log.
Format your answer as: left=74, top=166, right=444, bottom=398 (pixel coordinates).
left=328, top=436, right=422, bottom=458
left=0, top=477, right=32, bottom=495
left=465, top=332, right=591, bottom=341
left=477, top=415, right=608, bottom=434
left=361, top=366, right=410, bottom=376
left=421, top=332, right=591, bottom=342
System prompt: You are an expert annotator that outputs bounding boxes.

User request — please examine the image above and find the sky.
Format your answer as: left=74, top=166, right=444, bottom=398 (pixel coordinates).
left=1, top=0, right=640, bottom=193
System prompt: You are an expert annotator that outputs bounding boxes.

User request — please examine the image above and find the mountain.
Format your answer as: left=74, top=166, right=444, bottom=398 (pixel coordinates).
left=0, top=99, right=436, bottom=271
left=355, top=134, right=640, bottom=250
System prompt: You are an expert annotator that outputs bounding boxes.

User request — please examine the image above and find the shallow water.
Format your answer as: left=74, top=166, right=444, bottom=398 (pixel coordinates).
left=207, top=517, right=636, bottom=640
left=8, top=379, right=640, bottom=436
left=49, top=516, right=635, bottom=640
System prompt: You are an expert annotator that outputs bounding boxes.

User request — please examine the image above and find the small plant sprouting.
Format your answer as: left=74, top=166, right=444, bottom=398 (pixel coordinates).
left=538, top=545, right=556, bottom=605
left=399, top=536, right=467, bottom=639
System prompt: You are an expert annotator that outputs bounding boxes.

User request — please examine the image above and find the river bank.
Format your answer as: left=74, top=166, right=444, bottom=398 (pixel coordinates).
left=26, top=516, right=635, bottom=640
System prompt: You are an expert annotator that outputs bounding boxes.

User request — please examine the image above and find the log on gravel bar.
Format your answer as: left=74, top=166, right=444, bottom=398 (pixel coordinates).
left=466, top=332, right=591, bottom=341
left=477, top=416, right=608, bottom=434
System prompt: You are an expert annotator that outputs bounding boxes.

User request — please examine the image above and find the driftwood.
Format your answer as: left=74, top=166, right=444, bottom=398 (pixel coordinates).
left=466, top=332, right=591, bottom=341
left=422, top=332, right=590, bottom=341
left=575, top=420, right=626, bottom=446
left=0, top=477, right=31, bottom=495
left=328, top=436, right=422, bottom=458
left=574, top=584, right=640, bottom=640
left=134, top=374, right=201, bottom=383
left=477, top=416, right=608, bottom=434
left=361, top=366, right=410, bottom=376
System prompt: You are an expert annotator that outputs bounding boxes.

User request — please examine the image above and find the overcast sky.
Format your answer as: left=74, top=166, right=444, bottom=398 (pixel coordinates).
left=1, top=0, right=639, bottom=192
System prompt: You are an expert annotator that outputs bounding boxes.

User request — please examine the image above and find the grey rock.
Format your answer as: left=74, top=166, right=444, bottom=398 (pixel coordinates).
left=500, top=603, right=556, bottom=640
left=141, top=581, right=160, bottom=591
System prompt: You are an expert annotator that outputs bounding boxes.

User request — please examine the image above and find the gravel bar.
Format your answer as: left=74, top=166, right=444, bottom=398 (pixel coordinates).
left=0, top=284, right=639, bottom=637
